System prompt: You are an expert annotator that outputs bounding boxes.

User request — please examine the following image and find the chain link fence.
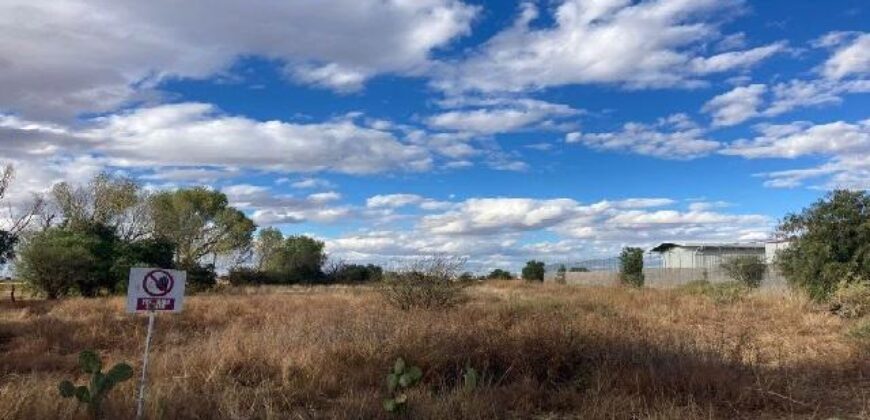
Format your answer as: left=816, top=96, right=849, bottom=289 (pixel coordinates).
left=545, top=248, right=788, bottom=290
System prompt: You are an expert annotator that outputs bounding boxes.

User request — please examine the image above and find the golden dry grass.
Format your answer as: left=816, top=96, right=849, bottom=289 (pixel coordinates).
left=0, top=281, right=868, bottom=419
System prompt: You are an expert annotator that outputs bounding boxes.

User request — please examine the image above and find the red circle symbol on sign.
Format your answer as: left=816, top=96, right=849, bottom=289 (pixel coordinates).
left=143, top=269, right=174, bottom=297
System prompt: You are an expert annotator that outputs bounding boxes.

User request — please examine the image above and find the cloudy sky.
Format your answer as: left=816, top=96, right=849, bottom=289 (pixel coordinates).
left=1, top=0, right=868, bottom=271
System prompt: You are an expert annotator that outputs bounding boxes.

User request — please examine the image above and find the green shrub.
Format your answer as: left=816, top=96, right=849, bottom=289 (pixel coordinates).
left=17, top=223, right=176, bottom=298
left=383, top=357, right=423, bottom=413
left=109, top=238, right=175, bottom=293
left=830, top=279, right=870, bottom=319
left=257, top=233, right=326, bottom=284
left=380, top=256, right=466, bottom=310
left=776, top=190, right=870, bottom=301
left=619, top=247, right=644, bottom=287
left=328, top=263, right=383, bottom=284
left=58, top=350, right=133, bottom=419
left=457, top=272, right=478, bottom=283
left=486, top=269, right=513, bottom=280
left=720, top=256, right=766, bottom=288
left=182, top=263, right=217, bottom=291
left=521, top=260, right=545, bottom=281
left=17, top=228, right=99, bottom=299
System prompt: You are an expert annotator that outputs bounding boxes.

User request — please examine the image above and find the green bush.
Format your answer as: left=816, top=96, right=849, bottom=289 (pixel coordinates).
left=521, top=260, right=545, bottom=281
left=227, top=267, right=279, bottom=286
left=777, top=190, right=870, bottom=301
left=457, top=272, right=478, bottom=282
left=328, top=263, right=383, bottom=284
left=830, top=279, right=870, bottom=319
left=486, top=269, right=513, bottom=280
left=256, top=234, right=326, bottom=284
left=109, top=238, right=175, bottom=293
left=619, top=247, right=644, bottom=287
left=720, top=256, right=766, bottom=288
left=17, top=228, right=99, bottom=299
left=182, top=263, right=217, bottom=291
left=17, top=222, right=176, bottom=298
left=58, top=350, right=133, bottom=419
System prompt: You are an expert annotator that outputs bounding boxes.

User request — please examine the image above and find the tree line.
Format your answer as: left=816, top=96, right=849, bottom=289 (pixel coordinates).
left=4, top=162, right=864, bottom=303
left=4, top=171, right=259, bottom=297
left=0, top=168, right=388, bottom=298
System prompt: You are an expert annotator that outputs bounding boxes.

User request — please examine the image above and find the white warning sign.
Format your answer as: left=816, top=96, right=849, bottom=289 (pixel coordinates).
left=126, top=268, right=186, bottom=313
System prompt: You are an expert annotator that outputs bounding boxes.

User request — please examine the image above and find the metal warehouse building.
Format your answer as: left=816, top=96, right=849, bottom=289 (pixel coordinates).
left=649, top=242, right=766, bottom=269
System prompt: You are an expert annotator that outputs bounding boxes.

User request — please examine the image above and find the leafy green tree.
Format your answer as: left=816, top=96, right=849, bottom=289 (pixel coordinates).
left=278, top=235, right=326, bottom=283
left=776, top=190, right=870, bottom=301
left=255, top=227, right=284, bottom=271
left=74, top=222, right=122, bottom=296
left=17, top=228, right=99, bottom=299
left=486, top=269, right=513, bottom=280
left=109, top=238, right=176, bottom=292
left=569, top=266, right=589, bottom=272
left=52, top=173, right=147, bottom=240
left=521, top=260, right=545, bottom=281
left=619, top=247, right=644, bottom=287
left=251, top=230, right=326, bottom=283
left=149, top=187, right=255, bottom=267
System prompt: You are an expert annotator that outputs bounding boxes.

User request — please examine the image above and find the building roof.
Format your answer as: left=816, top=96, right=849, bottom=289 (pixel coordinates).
left=650, top=242, right=765, bottom=253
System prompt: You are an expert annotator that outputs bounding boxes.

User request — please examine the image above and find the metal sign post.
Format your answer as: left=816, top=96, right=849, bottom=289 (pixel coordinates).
left=136, top=311, right=156, bottom=420
left=127, top=268, right=186, bottom=420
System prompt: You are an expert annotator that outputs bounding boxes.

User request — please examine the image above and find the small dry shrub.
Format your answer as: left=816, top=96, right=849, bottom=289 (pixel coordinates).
left=380, top=256, right=466, bottom=310
left=830, top=278, right=870, bottom=319
left=221, top=355, right=280, bottom=387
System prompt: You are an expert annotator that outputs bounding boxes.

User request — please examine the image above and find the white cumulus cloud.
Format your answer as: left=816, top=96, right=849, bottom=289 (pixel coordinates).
left=567, top=114, right=720, bottom=159
left=0, top=0, right=478, bottom=120
left=434, top=0, right=783, bottom=93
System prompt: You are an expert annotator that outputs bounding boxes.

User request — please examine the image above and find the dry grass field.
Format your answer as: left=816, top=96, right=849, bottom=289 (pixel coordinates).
left=0, top=281, right=868, bottom=419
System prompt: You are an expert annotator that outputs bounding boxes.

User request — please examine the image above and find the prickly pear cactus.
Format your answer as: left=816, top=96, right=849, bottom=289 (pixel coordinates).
left=58, top=350, right=134, bottom=419
left=383, top=357, right=423, bottom=413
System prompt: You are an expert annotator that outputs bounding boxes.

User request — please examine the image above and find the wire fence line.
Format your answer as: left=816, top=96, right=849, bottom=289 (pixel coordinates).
left=547, top=254, right=664, bottom=273
left=545, top=251, right=788, bottom=290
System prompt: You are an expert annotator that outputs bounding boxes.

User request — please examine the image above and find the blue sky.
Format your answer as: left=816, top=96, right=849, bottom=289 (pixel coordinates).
left=0, top=0, right=868, bottom=271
